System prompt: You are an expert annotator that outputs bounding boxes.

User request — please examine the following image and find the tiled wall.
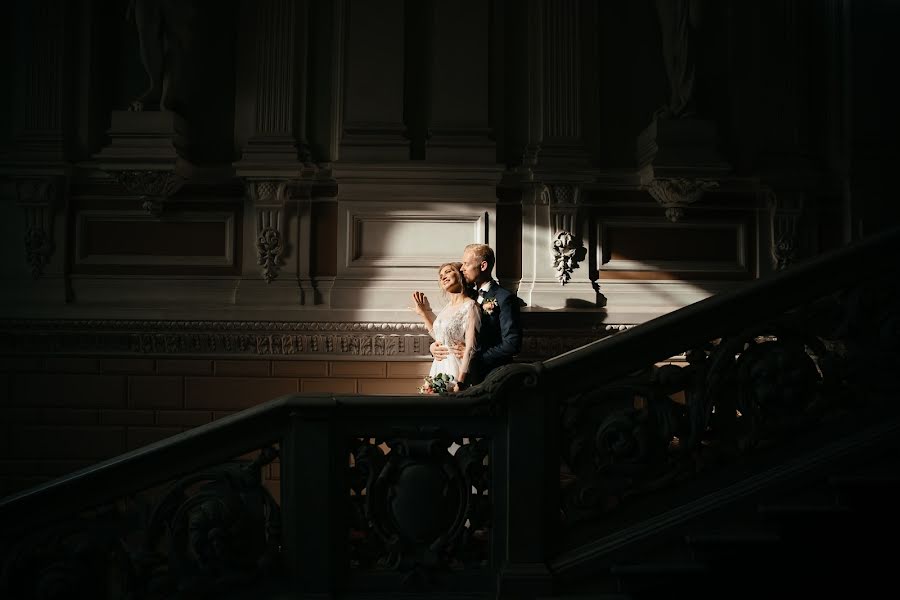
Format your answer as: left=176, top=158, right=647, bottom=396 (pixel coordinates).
left=0, top=355, right=432, bottom=498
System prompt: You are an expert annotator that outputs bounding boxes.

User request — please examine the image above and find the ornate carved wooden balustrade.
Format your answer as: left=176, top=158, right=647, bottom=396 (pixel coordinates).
left=1, top=227, right=899, bottom=599
left=0, top=370, right=549, bottom=599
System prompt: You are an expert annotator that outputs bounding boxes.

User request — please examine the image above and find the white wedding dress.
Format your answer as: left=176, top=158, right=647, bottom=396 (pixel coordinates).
left=428, top=298, right=481, bottom=384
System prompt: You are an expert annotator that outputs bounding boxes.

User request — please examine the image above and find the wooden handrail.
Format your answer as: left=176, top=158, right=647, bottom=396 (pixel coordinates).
left=543, top=226, right=900, bottom=394
left=0, top=392, right=493, bottom=533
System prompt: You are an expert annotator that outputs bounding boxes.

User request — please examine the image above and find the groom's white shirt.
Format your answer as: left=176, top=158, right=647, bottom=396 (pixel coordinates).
left=476, top=280, right=492, bottom=304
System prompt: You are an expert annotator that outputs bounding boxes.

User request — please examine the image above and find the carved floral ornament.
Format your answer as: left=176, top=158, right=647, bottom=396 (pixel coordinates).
left=767, top=189, right=803, bottom=271
left=248, top=181, right=293, bottom=283
left=647, top=177, right=719, bottom=222
left=544, top=183, right=587, bottom=285
left=15, top=178, right=59, bottom=278
left=552, top=231, right=580, bottom=285
left=256, top=211, right=284, bottom=283
left=110, top=170, right=186, bottom=217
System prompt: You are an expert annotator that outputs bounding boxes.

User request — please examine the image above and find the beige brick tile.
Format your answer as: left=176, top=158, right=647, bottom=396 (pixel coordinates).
left=0, top=357, right=42, bottom=373
left=101, top=358, right=156, bottom=374
left=214, top=360, right=271, bottom=377
left=4, top=407, right=41, bottom=423
left=272, top=361, right=328, bottom=378
left=185, top=377, right=298, bottom=410
left=1, top=374, right=11, bottom=404
left=12, top=426, right=125, bottom=459
left=157, top=359, right=213, bottom=375
left=155, top=410, right=213, bottom=427
left=4, top=408, right=99, bottom=426
left=386, top=362, right=432, bottom=378
left=358, top=378, right=422, bottom=395
left=0, top=458, right=94, bottom=476
left=129, top=376, right=184, bottom=409
left=0, top=476, right=49, bottom=497
left=40, top=408, right=100, bottom=425
left=330, top=361, right=387, bottom=378
left=236, top=449, right=261, bottom=462
left=13, top=374, right=127, bottom=408
left=100, top=409, right=155, bottom=426
left=300, top=378, right=356, bottom=394
left=263, top=479, right=281, bottom=505
left=126, top=427, right=183, bottom=451
left=44, top=357, right=101, bottom=373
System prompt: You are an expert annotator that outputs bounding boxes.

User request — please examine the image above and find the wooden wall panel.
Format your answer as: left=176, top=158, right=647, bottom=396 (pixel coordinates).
left=72, top=204, right=241, bottom=276
left=597, top=215, right=756, bottom=281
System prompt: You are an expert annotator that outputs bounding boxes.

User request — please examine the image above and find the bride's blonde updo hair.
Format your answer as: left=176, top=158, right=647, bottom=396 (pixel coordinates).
left=438, top=262, right=465, bottom=295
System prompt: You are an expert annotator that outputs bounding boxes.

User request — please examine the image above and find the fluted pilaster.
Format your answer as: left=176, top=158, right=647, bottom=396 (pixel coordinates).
left=539, top=0, right=590, bottom=166
left=237, top=0, right=309, bottom=167
left=10, top=0, right=71, bottom=162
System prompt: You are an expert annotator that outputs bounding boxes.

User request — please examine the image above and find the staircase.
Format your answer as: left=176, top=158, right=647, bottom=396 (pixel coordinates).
left=2, top=227, right=899, bottom=599
left=549, top=405, right=900, bottom=598
left=606, top=451, right=900, bottom=598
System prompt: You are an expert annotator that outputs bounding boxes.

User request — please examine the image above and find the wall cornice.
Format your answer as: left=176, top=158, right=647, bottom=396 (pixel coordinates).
left=0, top=319, right=631, bottom=361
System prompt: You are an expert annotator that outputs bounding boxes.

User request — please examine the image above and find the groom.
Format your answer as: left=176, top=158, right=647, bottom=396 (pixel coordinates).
left=430, top=243, right=522, bottom=388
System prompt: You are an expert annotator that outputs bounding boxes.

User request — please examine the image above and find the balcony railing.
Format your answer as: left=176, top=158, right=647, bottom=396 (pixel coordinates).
left=2, top=226, right=899, bottom=599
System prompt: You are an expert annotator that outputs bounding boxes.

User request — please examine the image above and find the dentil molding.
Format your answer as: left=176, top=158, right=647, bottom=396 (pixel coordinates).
left=0, top=320, right=634, bottom=360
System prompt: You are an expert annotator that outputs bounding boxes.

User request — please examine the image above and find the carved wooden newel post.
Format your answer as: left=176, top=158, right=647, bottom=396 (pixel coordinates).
left=496, top=364, right=554, bottom=598
left=282, top=400, right=337, bottom=597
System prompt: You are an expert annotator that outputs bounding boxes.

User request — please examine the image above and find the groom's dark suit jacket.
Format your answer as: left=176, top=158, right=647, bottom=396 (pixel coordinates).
left=470, top=280, right=522, bottom=384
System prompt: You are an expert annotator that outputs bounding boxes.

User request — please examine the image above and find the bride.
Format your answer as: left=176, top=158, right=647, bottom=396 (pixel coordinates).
left=411, top=262, right=481, bottom=392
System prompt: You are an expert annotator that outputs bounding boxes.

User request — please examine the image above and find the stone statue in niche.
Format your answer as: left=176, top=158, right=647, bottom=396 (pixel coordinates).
left=655, top=0, right=702, bottom=119
left=126, top=0, right=191, bottom=112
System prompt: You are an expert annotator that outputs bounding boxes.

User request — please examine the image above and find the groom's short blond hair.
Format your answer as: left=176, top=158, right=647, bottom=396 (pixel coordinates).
left=464, top=243, right=495, bottom=274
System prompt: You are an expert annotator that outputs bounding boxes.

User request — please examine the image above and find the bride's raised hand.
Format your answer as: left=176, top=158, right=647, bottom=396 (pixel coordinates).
left=411, top=291, right=431, bottom=315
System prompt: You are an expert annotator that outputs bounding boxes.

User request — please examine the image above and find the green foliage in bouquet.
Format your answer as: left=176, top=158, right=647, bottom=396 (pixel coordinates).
left=418, top=372, right=455, bottom=394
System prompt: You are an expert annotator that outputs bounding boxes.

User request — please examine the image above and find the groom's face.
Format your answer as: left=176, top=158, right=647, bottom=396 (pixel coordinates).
left=460, top=249, right=483, bottom=285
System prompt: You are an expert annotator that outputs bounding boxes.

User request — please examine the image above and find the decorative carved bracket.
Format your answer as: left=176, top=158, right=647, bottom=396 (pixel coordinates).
left=767, top=190, right=803, bottom=270
left=545, top=184, right=586, bottom=285
left=248, top=181, right=291, bottom=283
left=15, top=178, right=60, bottom=278
left=110, top=170, right=185, bottom=217
left=647, top=177, right=719, bottom=222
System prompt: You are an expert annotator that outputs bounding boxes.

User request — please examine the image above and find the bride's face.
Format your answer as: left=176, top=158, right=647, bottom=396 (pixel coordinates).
left=439, top=265, right=463, bottom=293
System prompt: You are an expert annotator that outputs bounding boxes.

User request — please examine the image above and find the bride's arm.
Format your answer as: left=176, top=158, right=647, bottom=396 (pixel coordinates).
left=411, top=291, right=437, bottom=337
left=456, top=300, right=481, bottom=385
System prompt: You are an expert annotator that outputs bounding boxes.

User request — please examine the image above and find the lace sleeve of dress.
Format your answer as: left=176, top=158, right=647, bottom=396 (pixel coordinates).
left=457, top=299, right=481, bottom=380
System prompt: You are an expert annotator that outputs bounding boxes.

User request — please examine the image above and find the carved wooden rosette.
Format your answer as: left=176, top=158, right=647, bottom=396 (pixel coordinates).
left=248, top=181, right=289, bottom=283
left=767, top=190, right=803, bottom=270
left=348, top=433, right=490, bottom=572
left=545, top=184, right=585, bottom=285
left=143, top=448, right=282, bottom=589
left=110, top=170, right=185, bottom=217
left=15, top=177, right=61, bottom=279
left=647, top=177, right=719, bottom=222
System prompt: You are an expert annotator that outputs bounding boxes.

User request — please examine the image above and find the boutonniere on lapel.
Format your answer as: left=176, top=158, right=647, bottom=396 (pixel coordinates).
left=481, top=296, right=498, bottom=315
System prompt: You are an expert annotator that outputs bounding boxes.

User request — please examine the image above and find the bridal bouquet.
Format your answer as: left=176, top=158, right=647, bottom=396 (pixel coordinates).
left=418, top=373, right=454, bottom=394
